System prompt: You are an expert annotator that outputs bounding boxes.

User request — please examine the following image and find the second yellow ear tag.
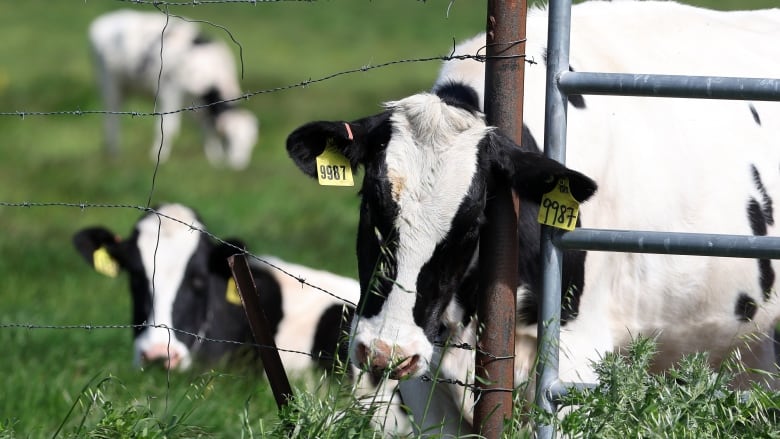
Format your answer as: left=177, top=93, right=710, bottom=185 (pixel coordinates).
left=93, top=246, right=119, bottom=278
left=316, top=142, right=354, bottom=187
left=225, top=277, right=242, bottom=306
left=537, top=178, right=580, bottom=231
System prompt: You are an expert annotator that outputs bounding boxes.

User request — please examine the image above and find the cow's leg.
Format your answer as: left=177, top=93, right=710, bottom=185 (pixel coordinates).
left=150, top=85, right=182, bottom=163
left=201, top=116, right=225, bottom=166
left=93, top=52, right=122, bottom=158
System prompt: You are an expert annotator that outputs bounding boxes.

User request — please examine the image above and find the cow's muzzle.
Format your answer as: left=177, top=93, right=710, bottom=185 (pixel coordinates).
left=140, top=343, right=185, bottom=370
left=354, top=339, right=421, bottom=379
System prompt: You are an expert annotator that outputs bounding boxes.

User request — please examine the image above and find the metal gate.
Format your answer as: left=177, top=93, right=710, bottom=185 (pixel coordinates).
left=535, top=1, right=780, bottom=437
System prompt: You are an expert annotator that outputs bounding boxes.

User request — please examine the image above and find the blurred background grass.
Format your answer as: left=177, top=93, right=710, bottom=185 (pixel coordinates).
left=0, top=0, right=775, bottom=436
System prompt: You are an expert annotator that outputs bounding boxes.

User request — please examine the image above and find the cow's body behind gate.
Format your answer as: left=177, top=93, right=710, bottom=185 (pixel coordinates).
left=288, top=0, right=780, bottom=436
left=436, top=0, right=780, bottom=384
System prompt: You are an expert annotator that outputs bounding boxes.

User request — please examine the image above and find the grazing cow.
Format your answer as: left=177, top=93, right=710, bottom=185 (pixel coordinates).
left=89, top=10, right=259, bottom=169
left=287, top=1, right=780, bottom=435
left=72, top=203, right=410, bottom=435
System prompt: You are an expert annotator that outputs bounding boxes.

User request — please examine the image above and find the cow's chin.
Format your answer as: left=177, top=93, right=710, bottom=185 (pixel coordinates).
left=349, top=318, right=435, bottom=380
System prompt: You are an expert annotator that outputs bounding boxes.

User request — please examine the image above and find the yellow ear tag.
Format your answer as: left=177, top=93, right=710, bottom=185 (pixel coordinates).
left=93, top=246, right=119, bottom=278
left=537, top=177, right=580, bottom=231
left=316, top=142, right=354, bottom=187
left=225, top=277, right=242, bottom=306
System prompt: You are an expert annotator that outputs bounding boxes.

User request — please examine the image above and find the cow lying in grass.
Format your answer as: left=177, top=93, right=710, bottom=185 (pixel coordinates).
left=73, top=203, right=409, bottom=435
left=286, top=1, right=780, bottom=435
left=89, top=10, right=258, bottom=169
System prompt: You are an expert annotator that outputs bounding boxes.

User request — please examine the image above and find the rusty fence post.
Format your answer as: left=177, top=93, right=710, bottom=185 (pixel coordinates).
left=228, top=254, right=293, bottom=410
left=475, top=0, right=528, bottom=437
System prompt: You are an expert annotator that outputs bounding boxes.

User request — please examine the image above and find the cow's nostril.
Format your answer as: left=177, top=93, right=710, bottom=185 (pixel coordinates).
left=355, top=340, right=396, bottom=372
left=355, top=342, right=370, bottom=367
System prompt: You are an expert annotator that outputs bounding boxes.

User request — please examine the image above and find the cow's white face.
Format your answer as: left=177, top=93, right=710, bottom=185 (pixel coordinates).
left=73, top=204, right=219, bottom=371
left=352, top=93, right=489, bottom=377
left=286, top=83, right=597, bottom=378
left=132, top=204, right=204, bottom=370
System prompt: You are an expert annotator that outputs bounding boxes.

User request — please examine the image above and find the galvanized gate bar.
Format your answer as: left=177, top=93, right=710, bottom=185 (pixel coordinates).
left=554, top=228, right=780, bottom=259
left=558, top=71, right=780, bottom=100
left=535, top=0, right=573, bottom=437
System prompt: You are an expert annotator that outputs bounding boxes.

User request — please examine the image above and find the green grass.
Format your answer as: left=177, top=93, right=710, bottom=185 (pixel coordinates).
left=0, top=1, right=486, bottom=436
left=0, top=0, right=777, bottom=438
left=535, top=337, right=780, bottom=439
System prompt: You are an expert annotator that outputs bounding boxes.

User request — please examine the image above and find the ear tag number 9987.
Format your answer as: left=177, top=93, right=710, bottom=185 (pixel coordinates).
left=316, top=142, right=354, bottom=187
left=537, top=177, right=580, bottom=231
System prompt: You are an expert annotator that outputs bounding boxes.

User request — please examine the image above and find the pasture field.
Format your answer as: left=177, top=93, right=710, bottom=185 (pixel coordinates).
left=0, top=0, right=776, bottom=437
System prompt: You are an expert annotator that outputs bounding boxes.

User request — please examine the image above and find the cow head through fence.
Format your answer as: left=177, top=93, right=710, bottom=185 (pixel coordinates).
left=286, top=82, right=597, bottom=379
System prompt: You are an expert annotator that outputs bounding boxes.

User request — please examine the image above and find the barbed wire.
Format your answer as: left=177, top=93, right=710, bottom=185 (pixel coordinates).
left=116, top=0, right=315, bottom=5
left=0, top=320, right=506, bottom=391
left=2, top=201, right=521, bottom=363
left=0, top=201, right=357, bottom=307
left=0, top=51, right=533, bottom=119
left=0, top=321, right=317, bottom=358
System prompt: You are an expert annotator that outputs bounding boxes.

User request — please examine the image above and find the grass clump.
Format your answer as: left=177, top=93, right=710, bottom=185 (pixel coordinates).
left=263, top=371, right=389, bottom=439
left=52, top=373, right=218, bottom=439
left=540, top=337, right=780, bottom=439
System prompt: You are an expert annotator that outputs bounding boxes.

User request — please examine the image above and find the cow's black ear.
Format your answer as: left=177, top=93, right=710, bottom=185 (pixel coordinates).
left=488, top=130, right=597, bottom=204
left=72, top=226, right=125, bottom=277
left=286, top=112, right=391, bottom=178
left=209, top=239, right=247, bottom=278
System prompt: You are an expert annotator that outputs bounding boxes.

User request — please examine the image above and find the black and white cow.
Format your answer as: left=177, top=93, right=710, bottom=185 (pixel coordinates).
left=287, top=1, right=780, bottom=435
left=73, top=203, right=359, bottom=372
left=89, top=10, right=259, bottom=169
left=73, top=203, right=411, bottom=435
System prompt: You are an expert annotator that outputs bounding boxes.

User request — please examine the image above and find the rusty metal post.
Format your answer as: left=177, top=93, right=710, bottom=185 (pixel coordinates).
left=475, top=0, right=527, bottom=437
left=228, top=254, right=293, bottom=410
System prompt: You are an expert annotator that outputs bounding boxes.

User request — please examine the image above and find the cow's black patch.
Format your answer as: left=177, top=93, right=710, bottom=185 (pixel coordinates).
left=751, top=165, right=774, bottom=226
left=748, top=198, right=768, bottom=236
left=414, top=177, right=485, bottom=339
left=192, top=32, right=212, bottom=45
left=200, top=87, right=232, bottom=118
left=749, top=103, right=762, bottom=126
left=172, top=234, right=215, bottom=348
left=312, top=304, right=353, bottom=372
left=746, top=169, right=776, bottom=300
left=734, top=292, right=758, bottom=322
left=355, top=163, right=400, bottom=320
left=433, top=82, right=482, bottom=114
left=759, top=259, right=775, bottom=301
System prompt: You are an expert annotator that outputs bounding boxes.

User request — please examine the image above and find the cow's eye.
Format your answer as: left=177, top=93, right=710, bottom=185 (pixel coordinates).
left=191, top=275, right=207, bottom=292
